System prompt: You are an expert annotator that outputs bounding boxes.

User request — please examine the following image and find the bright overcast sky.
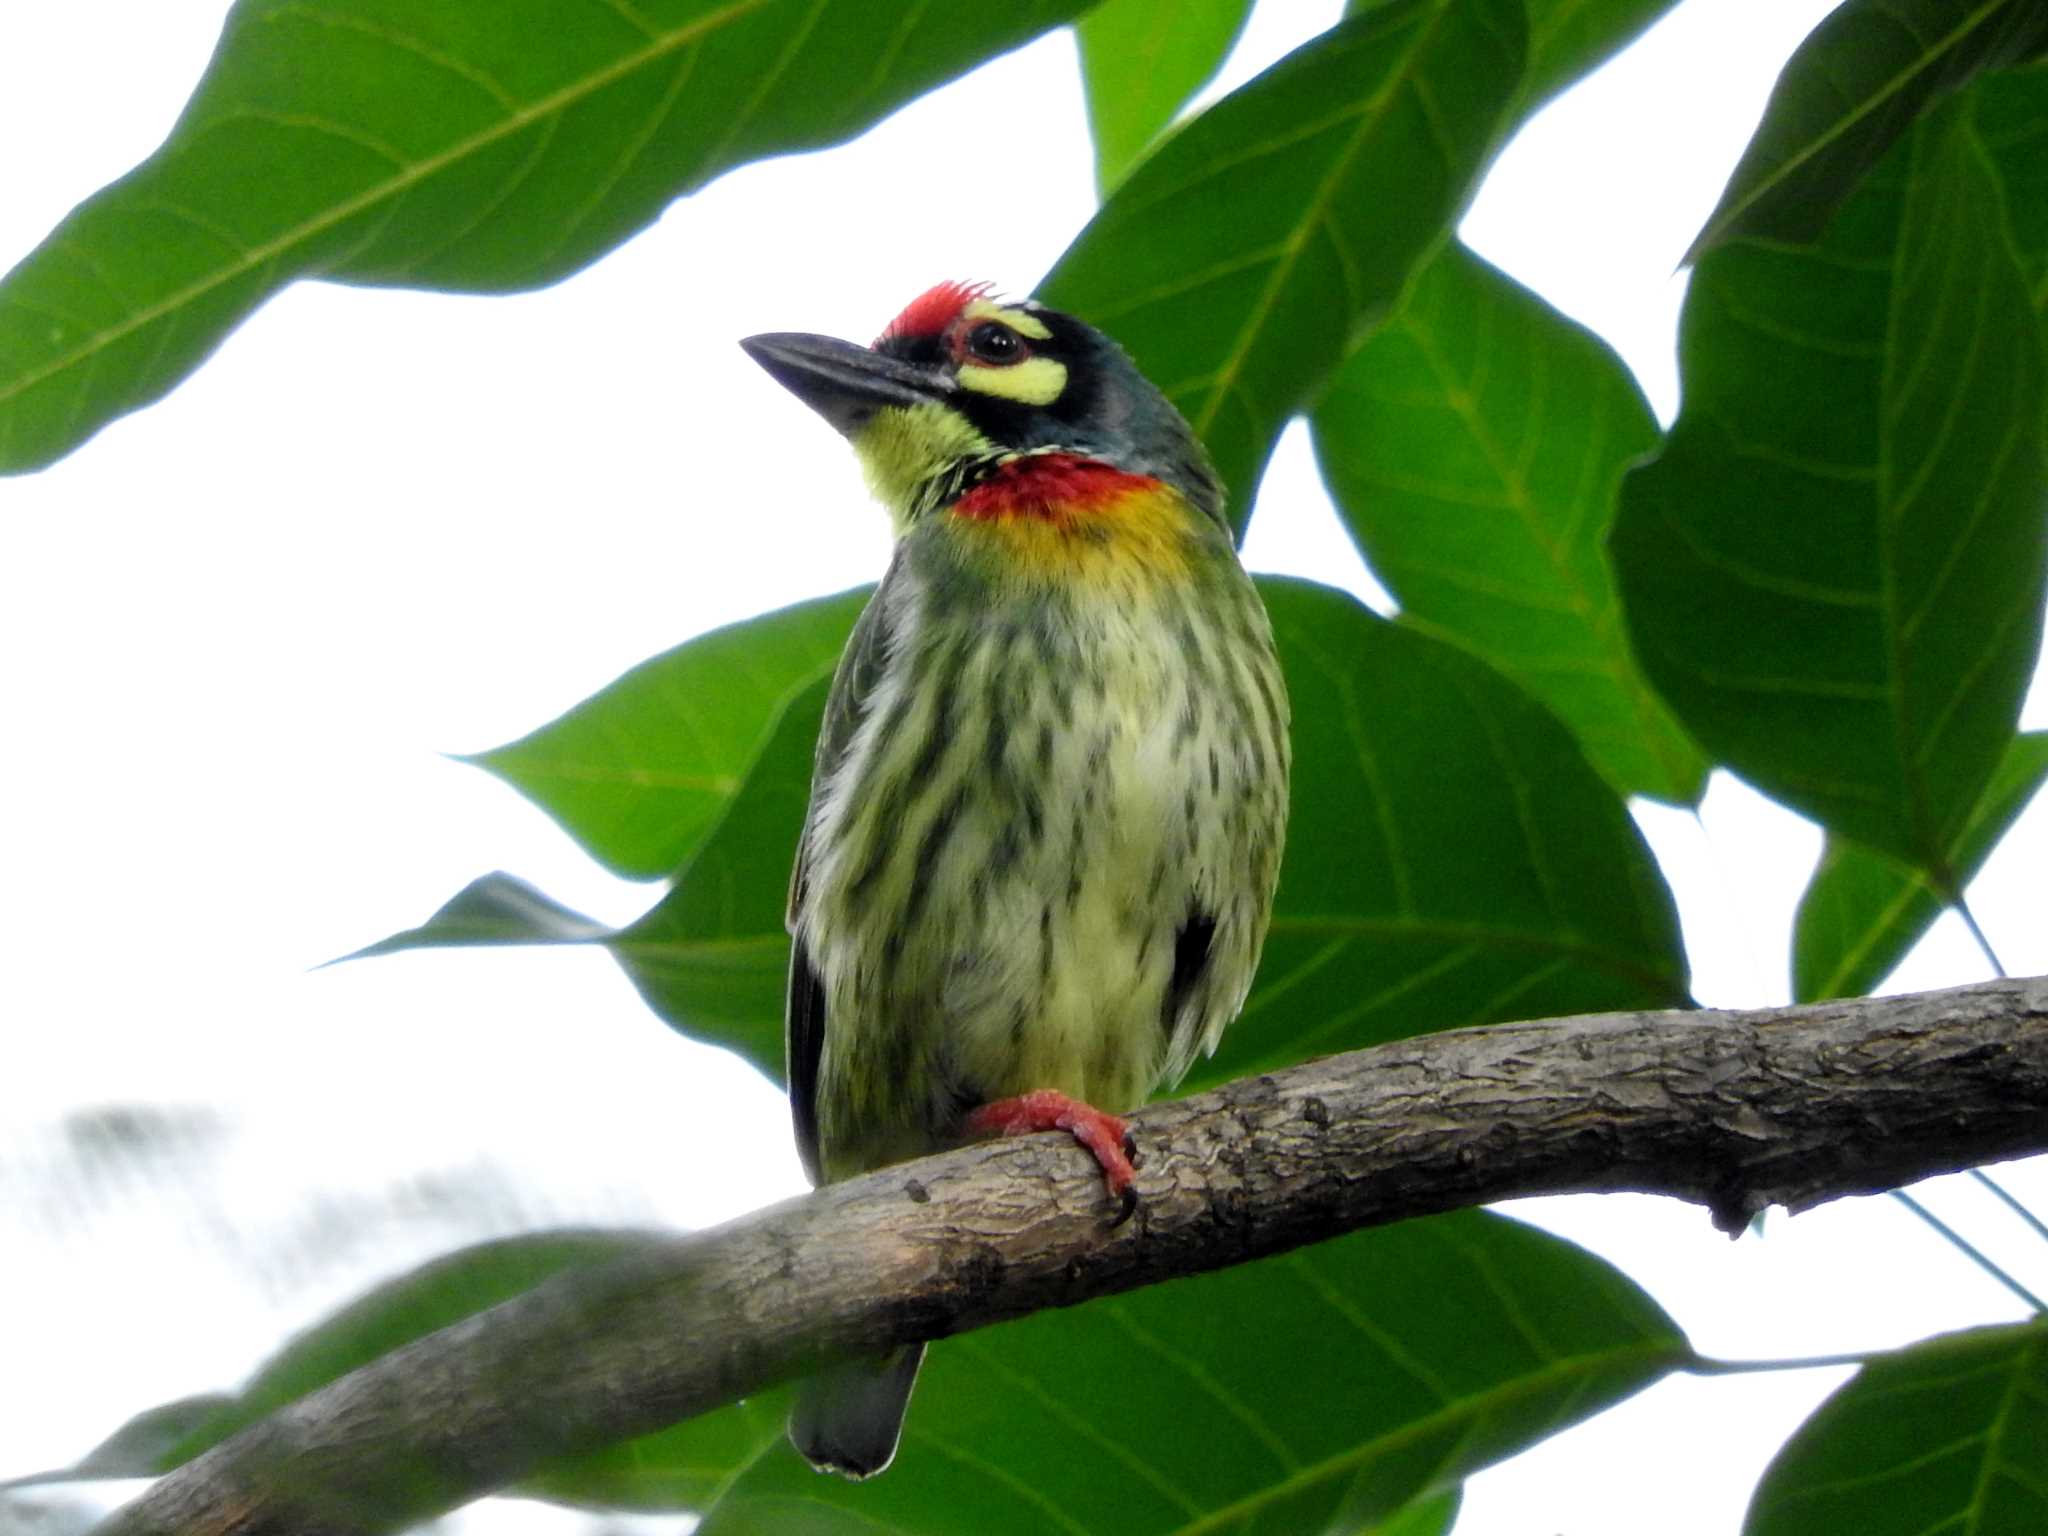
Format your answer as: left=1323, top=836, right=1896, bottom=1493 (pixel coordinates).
left=3, top=3, right=2045, bottom=1533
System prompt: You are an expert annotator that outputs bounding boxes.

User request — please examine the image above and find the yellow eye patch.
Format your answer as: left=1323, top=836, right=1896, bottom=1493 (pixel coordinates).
left=958, top=354, right=1069, bottom=405
left=953, top=300, right=1064, bottom=403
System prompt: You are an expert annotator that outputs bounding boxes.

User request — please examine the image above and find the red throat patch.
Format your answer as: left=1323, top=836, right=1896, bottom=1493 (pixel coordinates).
left=877, top=280, right=994, bottom=346
left=953, top=455, right=1162, bottom=522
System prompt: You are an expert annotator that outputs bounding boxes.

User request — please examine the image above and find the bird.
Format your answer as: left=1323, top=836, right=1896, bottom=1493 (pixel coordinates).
left=739, top=281, right=1289, bottom=1480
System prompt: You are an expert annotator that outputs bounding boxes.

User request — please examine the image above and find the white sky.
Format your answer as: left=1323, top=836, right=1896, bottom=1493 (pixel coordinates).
left=2, top=3, right=2045, bottom=1533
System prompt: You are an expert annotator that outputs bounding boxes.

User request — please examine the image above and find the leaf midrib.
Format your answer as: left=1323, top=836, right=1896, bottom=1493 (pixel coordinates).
left=0, top=0, right=772, bottom=411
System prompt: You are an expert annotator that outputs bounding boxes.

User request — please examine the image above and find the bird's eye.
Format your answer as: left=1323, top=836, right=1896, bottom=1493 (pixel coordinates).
left=965, top=322, right=1023, bottom=365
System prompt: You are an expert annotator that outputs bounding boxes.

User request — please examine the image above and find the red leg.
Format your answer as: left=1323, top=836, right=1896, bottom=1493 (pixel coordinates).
left=966, top=1089, right=1140, bottom=1219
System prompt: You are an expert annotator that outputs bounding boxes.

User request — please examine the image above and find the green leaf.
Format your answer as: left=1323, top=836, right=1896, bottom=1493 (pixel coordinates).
left=1200, top=579, right=1689, bottom=1089
left=1075, top=0, right=1257, bottom=194
left=1689, top=0, right=2048, bottom=257
left=599, top=671, right=826, bottom=1082
left=1612, top=101, right=2048, bottom=870
left=468, top=589, right=866, bottom=881
left=1518, top=0, right=1681, bottom=115
left=695, top=1212, right=1688, bottom=1534
left=1042, top=0, right=1526, bottom=534
left=340, top=870, right=610, bottom=962
left=1745, top=1320, right=2048, bottom=1536
left=364, top=578, right=1687, bottom=1090
left=1794, top=732, right=2048, bottom=1001
left=1374, top=1489, right=1460, bottom=1536
left=0, top=0, right=1091, bottom=474
left=1311, top=241, right=1705, bottom=804
left=1977, top=62, right=2048, bottom=308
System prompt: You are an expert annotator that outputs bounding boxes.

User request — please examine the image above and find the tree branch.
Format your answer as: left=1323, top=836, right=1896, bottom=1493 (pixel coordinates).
left=99, top=976, right=2048, bottom=1535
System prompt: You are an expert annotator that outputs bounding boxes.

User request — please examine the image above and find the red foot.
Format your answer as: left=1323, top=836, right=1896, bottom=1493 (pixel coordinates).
left=966, top=1090, right=1140, bottom=1220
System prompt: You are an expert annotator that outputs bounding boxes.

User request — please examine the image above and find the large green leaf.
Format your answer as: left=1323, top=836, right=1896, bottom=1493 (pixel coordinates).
left=0, top=0, right=1090, bottom=474
left=1689, top=0, right=2048, bottom=257
left=1745, top=1321, right=2048, bottom=1536
left=1612, top=101, right=2048, bottom=870
left=1978, top=61, right=2048, bottom=307
left=469, top=589, right=865, bottom=880
left=1311, top=242, right=1705, bottom=805
left=362, top=578, right=1687, bottom=1089
left=694, top=1212, right=1687, bottom=1534
left=1793, top=732, right=2048, bottom=1002
left=1042, top=0, right=1525, bottom=534
left=1202, top=579, right=1689, bottom=1089
left=1075, top=0, right=1257, bottom=194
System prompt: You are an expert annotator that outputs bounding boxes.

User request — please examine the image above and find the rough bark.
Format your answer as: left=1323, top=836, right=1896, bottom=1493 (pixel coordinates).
left=97, top=975, right=2048, bottom=1535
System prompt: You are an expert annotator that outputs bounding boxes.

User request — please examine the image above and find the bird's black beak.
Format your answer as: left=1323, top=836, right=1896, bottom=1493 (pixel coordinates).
left=739, top=332, right=951, bottom=437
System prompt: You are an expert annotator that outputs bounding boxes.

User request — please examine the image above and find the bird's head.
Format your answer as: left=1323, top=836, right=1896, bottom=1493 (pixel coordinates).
left=740, top=282, right=1224, bottom=535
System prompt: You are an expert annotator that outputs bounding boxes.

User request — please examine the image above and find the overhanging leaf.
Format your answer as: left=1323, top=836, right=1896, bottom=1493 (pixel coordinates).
left=466, top=588, right=866, bottom=880
left=0, top=0, right=1090, bottom=473
left=1042, top=0, right=1525, bottom=534
left=1311, top=241, right=1705, bottom=804
left=1745, top=1320, right=2048, bottom=1536
left=1612, top=100, right=2048, bottom=870
left=1793, top=732, right=2048, bottom=1002
left=1689, top=0, right=2048, bottom=257
left=1075, top=0, right=1257, bottom=194
left=695, top=1212, right=1688, bottom=1534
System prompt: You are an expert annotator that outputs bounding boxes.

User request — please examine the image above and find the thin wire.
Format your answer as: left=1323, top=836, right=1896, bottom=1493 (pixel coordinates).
left=1953, top=895, right=2009, bottom=978
left=1971, top=1169, right=2048, bottom=1249
left=1891, top=1189, right=2046, bottom=1313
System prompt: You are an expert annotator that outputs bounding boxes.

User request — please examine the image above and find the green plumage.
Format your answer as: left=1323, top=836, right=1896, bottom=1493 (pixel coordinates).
left=743, top=288, right=1289, bottom=1479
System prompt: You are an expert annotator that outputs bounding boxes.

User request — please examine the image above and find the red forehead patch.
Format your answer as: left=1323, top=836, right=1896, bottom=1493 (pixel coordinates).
left=877, top=280, right=994, bottom=346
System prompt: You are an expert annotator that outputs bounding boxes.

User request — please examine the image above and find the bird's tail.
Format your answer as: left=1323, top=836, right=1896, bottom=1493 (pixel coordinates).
left=789, top=1344, right=926, bottom=1479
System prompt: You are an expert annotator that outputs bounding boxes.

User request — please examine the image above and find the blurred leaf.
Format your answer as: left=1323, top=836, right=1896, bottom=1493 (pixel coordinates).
left=0, top=0, right=1091, bottom=473
left=695, top=1212, right=1688, bottom=1533
left=1690, top=0, right=2048, bottom=257
left=1200, top=579, right=1689, bottom=1088
left=1794, top=732, right=2048, bottom=1001
left=1612, top=103, right=2048, bottom=870
left=1076, top=0, right=1257, bottom=193
left=0, top=1394, right=236, bottom=1490
left=1518, top=0, right=1679, bottom=114
left=80, top=1231, right=667, bottom=1473
left=366, top=579, right=1687, bottom=1089
left=1745, top=1321, right=2048, bottom=1536
left=1043, top=0, right=1525, bottom=534
left=1977, top=61, right=2048, bottom=306
left=1312, top=242, right=1704, bottom=804
left=468, top=589, right=866, bottom=880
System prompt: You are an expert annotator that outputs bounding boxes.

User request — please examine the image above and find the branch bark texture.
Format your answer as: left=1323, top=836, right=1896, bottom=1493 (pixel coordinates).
left=100, top=976, right=2048, bottom=1535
